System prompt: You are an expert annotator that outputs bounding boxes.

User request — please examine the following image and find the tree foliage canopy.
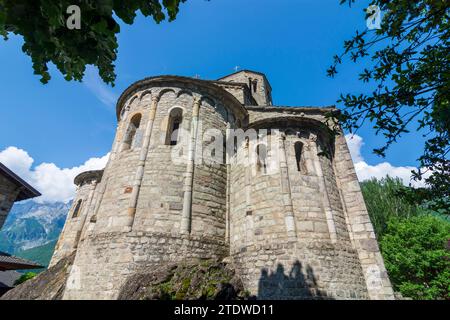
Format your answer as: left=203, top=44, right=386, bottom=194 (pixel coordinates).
left=0, top=0, right=186, bottom=85
left=361, top=177, right=449, bottom=299
left=329, top=0, right=450, bottom=212
left=360, top=176, right=427, bottom=237
left=380, top=216, right=450, bottom=300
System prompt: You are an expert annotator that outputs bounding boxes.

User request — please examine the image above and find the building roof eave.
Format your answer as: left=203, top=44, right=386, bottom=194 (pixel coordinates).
left=0, top=163, right=41, bottom=201
left=0, top=252, right=44, bottom=271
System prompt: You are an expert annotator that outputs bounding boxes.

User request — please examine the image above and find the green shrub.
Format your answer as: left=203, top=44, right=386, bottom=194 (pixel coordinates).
left=14, top=272, right=37, bottom=286
left=360, top=176, right=428, bottom=238
left=380, top=215, right=450, bottom=300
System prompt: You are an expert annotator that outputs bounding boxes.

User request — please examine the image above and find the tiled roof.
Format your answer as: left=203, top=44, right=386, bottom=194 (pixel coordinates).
left=0, top=252, right=43, bottom=271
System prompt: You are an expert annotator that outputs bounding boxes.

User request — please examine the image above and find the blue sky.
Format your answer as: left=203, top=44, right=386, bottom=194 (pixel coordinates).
left=0, top=0, right=428, bottom=202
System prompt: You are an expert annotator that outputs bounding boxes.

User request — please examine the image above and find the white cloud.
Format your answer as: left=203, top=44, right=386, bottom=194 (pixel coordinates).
left=0, top=146, right=109, bottom=203
left=83, top=66, right=118, bottom=107
left=345, top=134, right=429, bottom=187
left=345, top=134, right=364, bottom=162
left=0, top=147, right=34, bottom=181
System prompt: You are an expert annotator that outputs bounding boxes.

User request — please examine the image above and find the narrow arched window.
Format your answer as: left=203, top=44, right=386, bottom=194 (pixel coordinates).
left=294, top=141, right=304, bottom=172
left=72, top=199, right=82, bottom=218
left=256, top=144, right=268, bottom=174
left=166, top=108, right=183, bottom=146
left=122, top=113, right=142, bottom=151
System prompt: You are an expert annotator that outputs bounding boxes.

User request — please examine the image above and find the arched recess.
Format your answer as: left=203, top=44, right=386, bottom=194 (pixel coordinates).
left=116, top=76, right=248, bottom=122
left=255, top=143, right=268, bottom=174
left=122, top=113, right=142, bottom=151
left=248, top=116, right=334, bottom=158
left=177, top=89, right=193, bottom=99
left=72, top=199, right=83, bottom=218
left=294, top=141, right=305, bottom=172
left=140, top=90, right=152, bottom=103
left=157, top=88, right=177, bottom=102
left=165, top=107, right=183, bottom=145
left=129, top=95, right=139, bottom=108
left=200, top=96, right=231, bottom=124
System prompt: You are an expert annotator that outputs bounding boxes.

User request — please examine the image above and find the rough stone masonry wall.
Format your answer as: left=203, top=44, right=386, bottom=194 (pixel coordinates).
left=50, top=179, right=98, bottom=266
left=286, top=131, right=335, bottom=240
left=229, top=133, right=287, bottom=249
left=235, top=107, right=395, bottom=299
left=62, top=81, right=243, bottom=299
left=0, top=174, right=20, bottom=229
left=63, top=231, right=228, bottom=299
left=214, top=82, right=254, bottom=106
left=92, top=98, right=149, bottom=233
left=232, top=241, right=368, bottom=299
left=229, top=124, right=369, bottom=299
left=132, top=89, right=194, bottom=234
left=334, top=134, right=395, bottom=299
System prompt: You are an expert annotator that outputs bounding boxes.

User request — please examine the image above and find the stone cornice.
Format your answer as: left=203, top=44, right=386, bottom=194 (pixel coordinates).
left=247, top=115, right=337, bottom=142
left=74, top=170, right=104, bottom=186
left=246, top=105, right=338, bottom=113
left=116, top=76, right=248, bottom=121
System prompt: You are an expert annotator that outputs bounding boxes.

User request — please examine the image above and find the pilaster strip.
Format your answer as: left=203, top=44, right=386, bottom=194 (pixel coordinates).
left=180, top=97, right=201, bottom=234
left=127, top=96, right=159, bottom=229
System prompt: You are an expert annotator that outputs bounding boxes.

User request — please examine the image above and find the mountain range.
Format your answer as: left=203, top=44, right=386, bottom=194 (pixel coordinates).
left=0, top=200, right=71, bottom=268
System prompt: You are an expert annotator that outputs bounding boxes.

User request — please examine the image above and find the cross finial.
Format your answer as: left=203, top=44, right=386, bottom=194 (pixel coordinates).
left=234, top=66, right=240, bottom=72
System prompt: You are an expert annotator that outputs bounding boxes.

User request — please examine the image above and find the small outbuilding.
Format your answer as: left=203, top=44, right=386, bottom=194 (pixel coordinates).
left=0, top=162, right=42, bottom=296
left=0, top=162, right=41, bottom=229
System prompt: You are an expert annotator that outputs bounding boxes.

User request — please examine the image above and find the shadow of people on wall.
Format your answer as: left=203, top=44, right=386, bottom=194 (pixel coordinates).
left=257, top=260, right=331, bottom=299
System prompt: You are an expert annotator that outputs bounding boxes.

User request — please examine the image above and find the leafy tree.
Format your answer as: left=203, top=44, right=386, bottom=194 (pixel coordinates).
left=14, top=272, right=37, bottom=286
left=360, top=176, right=427, bottom=237
left=0, top=0, right=186, bottom=85
left=328, top=0, right=450, bottom=213
left=380, top=215, right=450, bottom=300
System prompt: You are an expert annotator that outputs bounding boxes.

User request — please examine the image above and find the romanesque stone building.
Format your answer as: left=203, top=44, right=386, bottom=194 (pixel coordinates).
left=51, top=70, right=394, bottom=300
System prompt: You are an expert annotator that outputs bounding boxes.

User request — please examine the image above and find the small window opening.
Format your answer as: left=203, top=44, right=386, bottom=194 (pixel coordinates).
left=72, top=200, right=82, bottom=218
left=210, top=136, right=216, bottom=157
left=256, top=144, right=268, bottom=174
left=123, top=113, right=142, bottom=151
left=166, top=108, right=183, bottom=146
left=170, top=120, right=180, bottom=145
left=294, top=141, right=304, bottom=172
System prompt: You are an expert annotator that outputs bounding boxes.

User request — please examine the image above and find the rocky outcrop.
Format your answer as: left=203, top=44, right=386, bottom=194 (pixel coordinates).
left=1, top=252, right=75, bottom=300
left=2, top=256, right=247, bottom=300
left=118, top=260, right=248, bottom=300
